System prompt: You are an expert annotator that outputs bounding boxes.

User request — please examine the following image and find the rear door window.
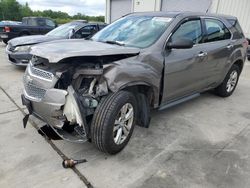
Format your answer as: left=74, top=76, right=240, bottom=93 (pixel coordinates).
left=171, top=19, right=203, bottom=44
left=28, top=18, right=38, bottom=26
left=204, top=19, right=231, bottom=42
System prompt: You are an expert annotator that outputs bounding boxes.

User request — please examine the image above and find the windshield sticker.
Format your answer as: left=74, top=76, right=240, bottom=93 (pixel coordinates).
left=152, top=17, right=172, bottom=23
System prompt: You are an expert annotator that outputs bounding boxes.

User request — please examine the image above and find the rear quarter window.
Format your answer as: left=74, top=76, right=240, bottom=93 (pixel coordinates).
left=227, top=19, right=245, bottom=39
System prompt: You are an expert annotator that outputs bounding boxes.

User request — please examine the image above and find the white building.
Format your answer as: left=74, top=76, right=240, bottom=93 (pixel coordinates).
left=105, top=0, right=250, bottom=38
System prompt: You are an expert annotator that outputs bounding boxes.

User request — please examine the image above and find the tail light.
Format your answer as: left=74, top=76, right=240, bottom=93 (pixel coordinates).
left=4, top=26, right=11, bottom=33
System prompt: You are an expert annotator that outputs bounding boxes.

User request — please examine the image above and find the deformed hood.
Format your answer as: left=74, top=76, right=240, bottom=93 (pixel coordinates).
left=30, top=39, right=140, bottom=63
left=9, top=35, right=63, bottom=47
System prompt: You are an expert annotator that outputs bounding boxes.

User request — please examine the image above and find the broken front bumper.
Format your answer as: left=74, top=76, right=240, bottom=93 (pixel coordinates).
left=22, top=63, right=88, bottom=143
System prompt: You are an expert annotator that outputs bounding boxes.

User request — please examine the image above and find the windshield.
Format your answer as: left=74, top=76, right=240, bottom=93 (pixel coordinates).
left=46, top=23, right=79, bottom=38
left=92, top=16, right=173, bottom=48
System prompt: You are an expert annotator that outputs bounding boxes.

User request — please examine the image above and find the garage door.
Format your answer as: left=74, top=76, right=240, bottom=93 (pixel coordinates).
left=215, top=0, right=250, bottom=38
left=161, top=0, right=212, bottom=13
left=110, top=0, right=132, bottom=23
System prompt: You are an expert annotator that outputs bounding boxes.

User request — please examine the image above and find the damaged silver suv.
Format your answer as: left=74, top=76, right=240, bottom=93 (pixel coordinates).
left=22, top=12, right=248, bottom=154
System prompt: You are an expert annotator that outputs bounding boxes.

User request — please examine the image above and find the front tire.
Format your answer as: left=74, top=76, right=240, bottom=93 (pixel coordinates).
left=214, top=64, right=240, bottom=97
left=2, top=39, right=8, bottom=44
left=91, top=91, right=137, bottom=154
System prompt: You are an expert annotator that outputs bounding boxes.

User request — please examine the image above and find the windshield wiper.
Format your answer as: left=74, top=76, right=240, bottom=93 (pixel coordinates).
left=105, top=40, right=125, bottom=46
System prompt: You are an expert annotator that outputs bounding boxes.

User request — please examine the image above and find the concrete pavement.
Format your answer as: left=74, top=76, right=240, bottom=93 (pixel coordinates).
left=0, top=41, right=250, bottom=188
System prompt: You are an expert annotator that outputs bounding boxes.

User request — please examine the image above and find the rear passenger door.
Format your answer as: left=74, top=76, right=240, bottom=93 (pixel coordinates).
left=200, top=18, right=233, bottom=86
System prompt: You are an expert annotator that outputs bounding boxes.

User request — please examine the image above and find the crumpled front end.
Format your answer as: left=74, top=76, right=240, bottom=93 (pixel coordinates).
left=22, top=58, right=105, bottom=143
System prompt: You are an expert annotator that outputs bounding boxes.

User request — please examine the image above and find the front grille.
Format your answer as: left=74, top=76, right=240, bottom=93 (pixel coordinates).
left=23, top=67, right=49, bottom=101
left=23, top=64, right=58, bottom=101
left=30, top=65, right=54, bottom=81
left=24, top=81, right=46, bottom=100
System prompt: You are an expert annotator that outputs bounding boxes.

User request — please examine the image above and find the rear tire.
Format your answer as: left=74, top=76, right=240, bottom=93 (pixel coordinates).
left=214, top=64, right=240, bottom=97
left=91, top=91, right=137, bottom=154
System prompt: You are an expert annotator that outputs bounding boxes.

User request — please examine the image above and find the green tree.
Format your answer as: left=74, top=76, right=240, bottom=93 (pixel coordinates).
left=20, top=2, right=32, bottom=18
left=0, top=0, right=22, bottom=20
left=0, top=0, right=105, bottom=23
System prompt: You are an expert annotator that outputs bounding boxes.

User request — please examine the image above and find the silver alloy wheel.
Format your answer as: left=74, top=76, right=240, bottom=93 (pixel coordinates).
left=113, top=103, right=134, bottom=145
left=226, top=70, right=238, bottom=93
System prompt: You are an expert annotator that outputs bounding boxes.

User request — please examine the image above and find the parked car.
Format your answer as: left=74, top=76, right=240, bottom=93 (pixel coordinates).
left=0, top=17, right=57, bottom=44
left=22, top=12, right=248, bottom=154
left=0, top=21, right=21, bottom=42
left=6, top=22, right=107, bottom=66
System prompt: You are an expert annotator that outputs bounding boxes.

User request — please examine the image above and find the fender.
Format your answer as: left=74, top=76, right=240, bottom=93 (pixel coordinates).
left=102, top=57, right=163, bottom=108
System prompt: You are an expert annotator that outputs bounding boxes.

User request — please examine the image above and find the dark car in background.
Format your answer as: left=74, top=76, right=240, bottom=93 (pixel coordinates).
left=6, top=21, right=107, bottom=66
left=0, top=17, right=57, bottom=44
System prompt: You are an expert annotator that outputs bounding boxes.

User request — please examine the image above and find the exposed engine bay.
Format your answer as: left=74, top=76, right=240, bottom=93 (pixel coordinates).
left=23, top=55, right=120, bottom=142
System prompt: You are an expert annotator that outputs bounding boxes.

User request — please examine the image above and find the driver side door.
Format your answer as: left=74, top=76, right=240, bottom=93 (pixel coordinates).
left=162, top=18, right=208, bottom=104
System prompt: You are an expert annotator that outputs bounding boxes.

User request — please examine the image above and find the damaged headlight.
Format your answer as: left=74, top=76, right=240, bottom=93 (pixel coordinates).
left=14, top=45, right=31, bottom=52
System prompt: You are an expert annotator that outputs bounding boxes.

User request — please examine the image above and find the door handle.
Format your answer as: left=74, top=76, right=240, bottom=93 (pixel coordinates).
left=197, top=52, right=207, bottom=58
left=227, top=44, right=234, bottom=49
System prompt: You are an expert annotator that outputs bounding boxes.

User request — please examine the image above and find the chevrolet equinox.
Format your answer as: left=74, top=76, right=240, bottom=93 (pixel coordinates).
left=22, top=12, right=248, bottom=154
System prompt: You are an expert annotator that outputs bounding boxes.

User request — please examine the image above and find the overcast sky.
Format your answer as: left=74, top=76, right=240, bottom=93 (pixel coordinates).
left=17, top=0, right=105, bottom=16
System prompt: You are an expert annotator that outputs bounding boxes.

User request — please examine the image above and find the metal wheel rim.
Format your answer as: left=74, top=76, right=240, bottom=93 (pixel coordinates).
left=226, top=70, right=238, bottom=93
left=113, top=103, right=134, bottom=145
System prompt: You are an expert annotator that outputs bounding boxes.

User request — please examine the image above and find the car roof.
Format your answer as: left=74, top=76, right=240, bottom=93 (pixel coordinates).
left=127, top=11, right=182, bottom=18
left=127, top=11, right=237, bottom=20
left=70, top=21, right=107, bottom=26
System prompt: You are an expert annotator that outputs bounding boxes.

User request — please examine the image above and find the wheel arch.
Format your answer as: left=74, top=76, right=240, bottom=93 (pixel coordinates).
left=120, top=82, right=154, bottom=103
left=120, top=83, right=154, bottom=128
left=219, top=56, right=245, bottom=86
left=233, top=59, right=244, bottom=74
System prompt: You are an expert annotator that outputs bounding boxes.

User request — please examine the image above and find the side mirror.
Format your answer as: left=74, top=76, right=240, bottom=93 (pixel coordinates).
left=69, top=29, right=75, bottom=39
left=167, top=38, right=193, bottom=49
